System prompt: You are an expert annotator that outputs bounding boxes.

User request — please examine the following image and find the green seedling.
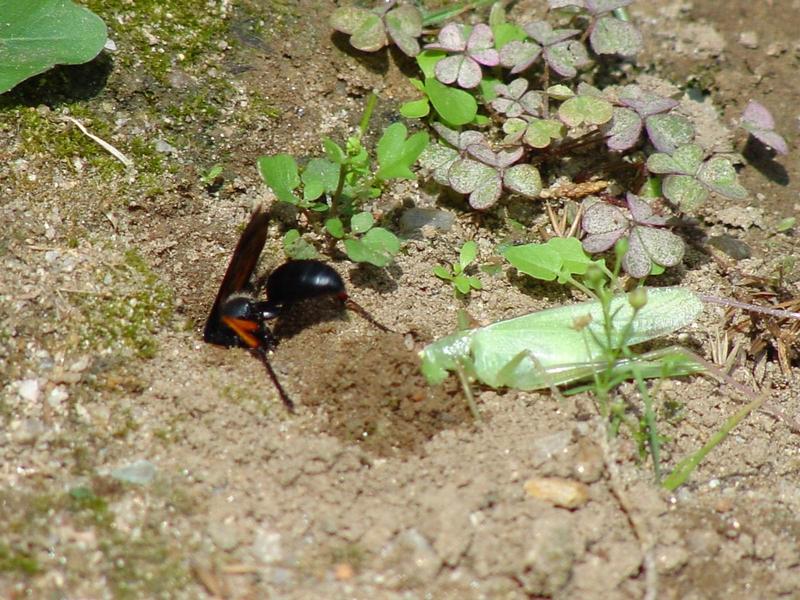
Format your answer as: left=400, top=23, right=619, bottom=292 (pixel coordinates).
left=199, top=164, right=223, bottom=188
left=0, top=0, right=107, bottom=94
left=257, top=94, right=427, bottom=266
left=433, top=240, right=483, bottom=295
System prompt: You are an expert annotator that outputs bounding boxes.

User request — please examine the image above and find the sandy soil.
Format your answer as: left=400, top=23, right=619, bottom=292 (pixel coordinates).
left=1, top=0, right=798, bottom=598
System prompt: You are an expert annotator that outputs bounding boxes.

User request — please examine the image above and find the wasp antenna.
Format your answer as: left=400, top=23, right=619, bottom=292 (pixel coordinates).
left=252, top=347, right=295, bottom=413
left=343, top=297, right=393, bottom=333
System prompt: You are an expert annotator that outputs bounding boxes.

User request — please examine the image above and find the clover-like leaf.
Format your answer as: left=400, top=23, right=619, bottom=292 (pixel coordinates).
left=428, top=23, right=498, bottom=88
left=545, top=40, right=591, bottom=78
left=558, top=95, right=613, bottom=127
left=619, top=85, right=678, bottom=117
left=503, top=164, right=542, bottom=198
left=384, top=4, right=422, bottom=57
left=499, top=39, right=542, bottom=73
left=448, top=158, right=496, bottom=194
left=491, top=78, right=542, bottom=118
left=740, top=100, right=788, bottom=155
left=589, top=16, right=642, bottom=56
left=418, top=142, right=459, bottom=186
left=604, top=107, right=642, bottom=151
left=523, top=118, right=565, bottom=148
left=697, top=155, right=747, bottom=200
left=467, top=171, right=503, bottom=209
left=645, top=113, right=695, bottom=154
left=331, top=7, right=386, bottom=52
left=646, top=143, right=703, bottom=175
left=623, top=225, right=684, bottom=278
left=581, top=199, right=628, bottom=252
left=662, top=175, right=708, bottom=210
left=627, top=193, right=667, bottom=226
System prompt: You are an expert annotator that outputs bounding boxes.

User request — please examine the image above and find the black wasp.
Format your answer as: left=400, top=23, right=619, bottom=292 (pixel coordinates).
left=204, top=207, right=387, bottom=412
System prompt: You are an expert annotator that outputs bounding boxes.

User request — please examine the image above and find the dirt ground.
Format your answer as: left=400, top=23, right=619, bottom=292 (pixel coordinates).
left=1, top=0, right=799, bottom=598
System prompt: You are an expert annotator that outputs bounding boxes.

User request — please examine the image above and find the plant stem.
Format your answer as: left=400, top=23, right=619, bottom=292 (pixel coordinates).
left=358, top=92, right=378, bottom=140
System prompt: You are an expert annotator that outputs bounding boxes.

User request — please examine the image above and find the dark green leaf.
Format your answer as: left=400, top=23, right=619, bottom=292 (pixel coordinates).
left=351, top=211, right=374, bottom=234
left=425, top=78, right=478, bottom=126
left=325, top=218, right=345, bottom=239
left=302, top=157, right=339, bottom=201
left=376, top=122, right=429, bottom=180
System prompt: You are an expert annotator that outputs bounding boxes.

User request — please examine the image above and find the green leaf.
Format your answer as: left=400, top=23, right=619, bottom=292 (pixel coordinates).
left=503, top=243, right=562, bottom=281
left=453, top=274, right=472, bottom=294
left=325, top=218, right=345, bottom=239
left=350, top=211, right=374, bottom=234
left=492, top=22, right=526, bottom=49
left=547, top=237, right=593, bottom=276
left=416, top=49, right=446, bottom=79
left=0, top=0, right=108, bottom=94
left=466, top=275, right=483, bottom=290
left=646, top=144, right=703, bottom=176
left=376, top=122, right=429, bottom=180
left=645, top=113, right=695, bottom=154
left=589, top=16, right=642, bottom=56
left=503, top=164, right=542, bottom=198
left=425, top=78, right=478, bottom=126
left=302, top=157, right=339, bottom=201
left=433, top=264, right=453, bottom=280
left=697, top=155, right=748, bottom=200
left=399, top=98, right=430, bottom=118
left=558, top=95, right=613, bottom=127
left=662, top=174, right=708, bottom=210
left=257, top=154, right=300, bottom=204
left=345, top=227, right=400, bottom=267
left=776, top=217, right=796, bottom=233
left=323, top=138, right=347, bottom=164
left=459, top=240, right=478, bottom=269
left=283, top=229, right=319, bottom=260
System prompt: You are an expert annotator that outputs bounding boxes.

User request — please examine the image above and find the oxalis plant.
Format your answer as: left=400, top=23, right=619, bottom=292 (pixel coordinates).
left=325, top=0, right=791, bottom=486
left=331, top=0, right=786, bottom=278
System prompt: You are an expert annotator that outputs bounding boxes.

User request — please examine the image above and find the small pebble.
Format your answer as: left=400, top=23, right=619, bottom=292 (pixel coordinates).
left=17, top=379, right=41, bottom=402
left=738, top=31, right=758, bottom=49
left=111, top=460, right=157, bottom=485
left=251, top=530, right=283, bottom=564
left=524, top=477, right=589, bottom=509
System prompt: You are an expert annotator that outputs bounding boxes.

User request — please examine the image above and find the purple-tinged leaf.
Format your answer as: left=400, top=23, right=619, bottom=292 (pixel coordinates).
left=589, top=16, right=642, bottom=56
left=545, top=40, right=590, bottom=78
left=645, top=113, right=694, bottom=154
left=469, top=175, right=503, bottom=210
left=503, top=164, right=542, bottom=198
left=492, top=96, right=523, bottom=118
left=581, top=198, right=629, bottom=253
left=604, top=107, right=642, bottom=151
left=741, top=99, right=775, bottom=129
left=499, top=40, right=542, bottom=73
left=470, top=48, right=500, bottom=67
left=618, top=85, right=678, bottom=117
left=624, top=226, right=684, bottom=277
left=524, top=21, right=580, bottom=46
left=662, top=174, right=708, bottom=209
left=467, top=23, right=495, bottom=52
left=385, top=5, right=422, bottom=57
left=549, top=0, right=586, bottom=8
left=740, top=100, right=789, bottom=155
left=697, top=155, right=748, bottom=200
left=502, top=117, right=527, bottom=143
left=448, top=158, right=495, bottom=194
left=626, top=193, right=667, bottom=226
left=435, top=54, right=466, bottom=85
left=418, top=142, right=459, bottom=186
left=585, top=0, right=634, bottom=14
left=495, top=147, right=525, bottom=168
left=429, top=22, right=466, bottom=52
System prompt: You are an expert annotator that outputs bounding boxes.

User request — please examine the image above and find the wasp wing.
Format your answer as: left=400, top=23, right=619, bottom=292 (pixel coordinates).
left=203, top=208, right=270, bottom=346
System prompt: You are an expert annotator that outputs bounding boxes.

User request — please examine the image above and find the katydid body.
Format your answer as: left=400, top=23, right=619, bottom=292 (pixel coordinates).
left=420, top=287, right=704, bottom=390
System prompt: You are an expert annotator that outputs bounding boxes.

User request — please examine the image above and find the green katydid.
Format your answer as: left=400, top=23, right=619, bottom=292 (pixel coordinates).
left=420, top=286, right=704, bottom=392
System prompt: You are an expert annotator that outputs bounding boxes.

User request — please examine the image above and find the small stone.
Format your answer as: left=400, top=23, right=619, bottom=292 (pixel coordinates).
left=154, top=139, right=178, bottom=155
left=17, top=379, right=41, bottom=402
left=111, top=460, right=157, bottom=485
left=654, top=544, right=689, bottom=574
left=334, top=562, right=355, bottom=581
left=379, top=529, right=442, bottom=588
left=398, top=208, right=454, bottom=237
left=47, top=386, right=69, bottom=410
left=524, top=477, right=590, bottom=509
left=531, top=430, right=573, bottom=466
left=571, top=438, right=604, bottom=483
left=69, top=356, right=90, bottom=372
left=708, top=235, right=751, bottom=260
left=738, top=31, right=758, bottom=49
left=251, top=530, right=283, bottom=564
left=208, top=518, right=240, bottom=551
